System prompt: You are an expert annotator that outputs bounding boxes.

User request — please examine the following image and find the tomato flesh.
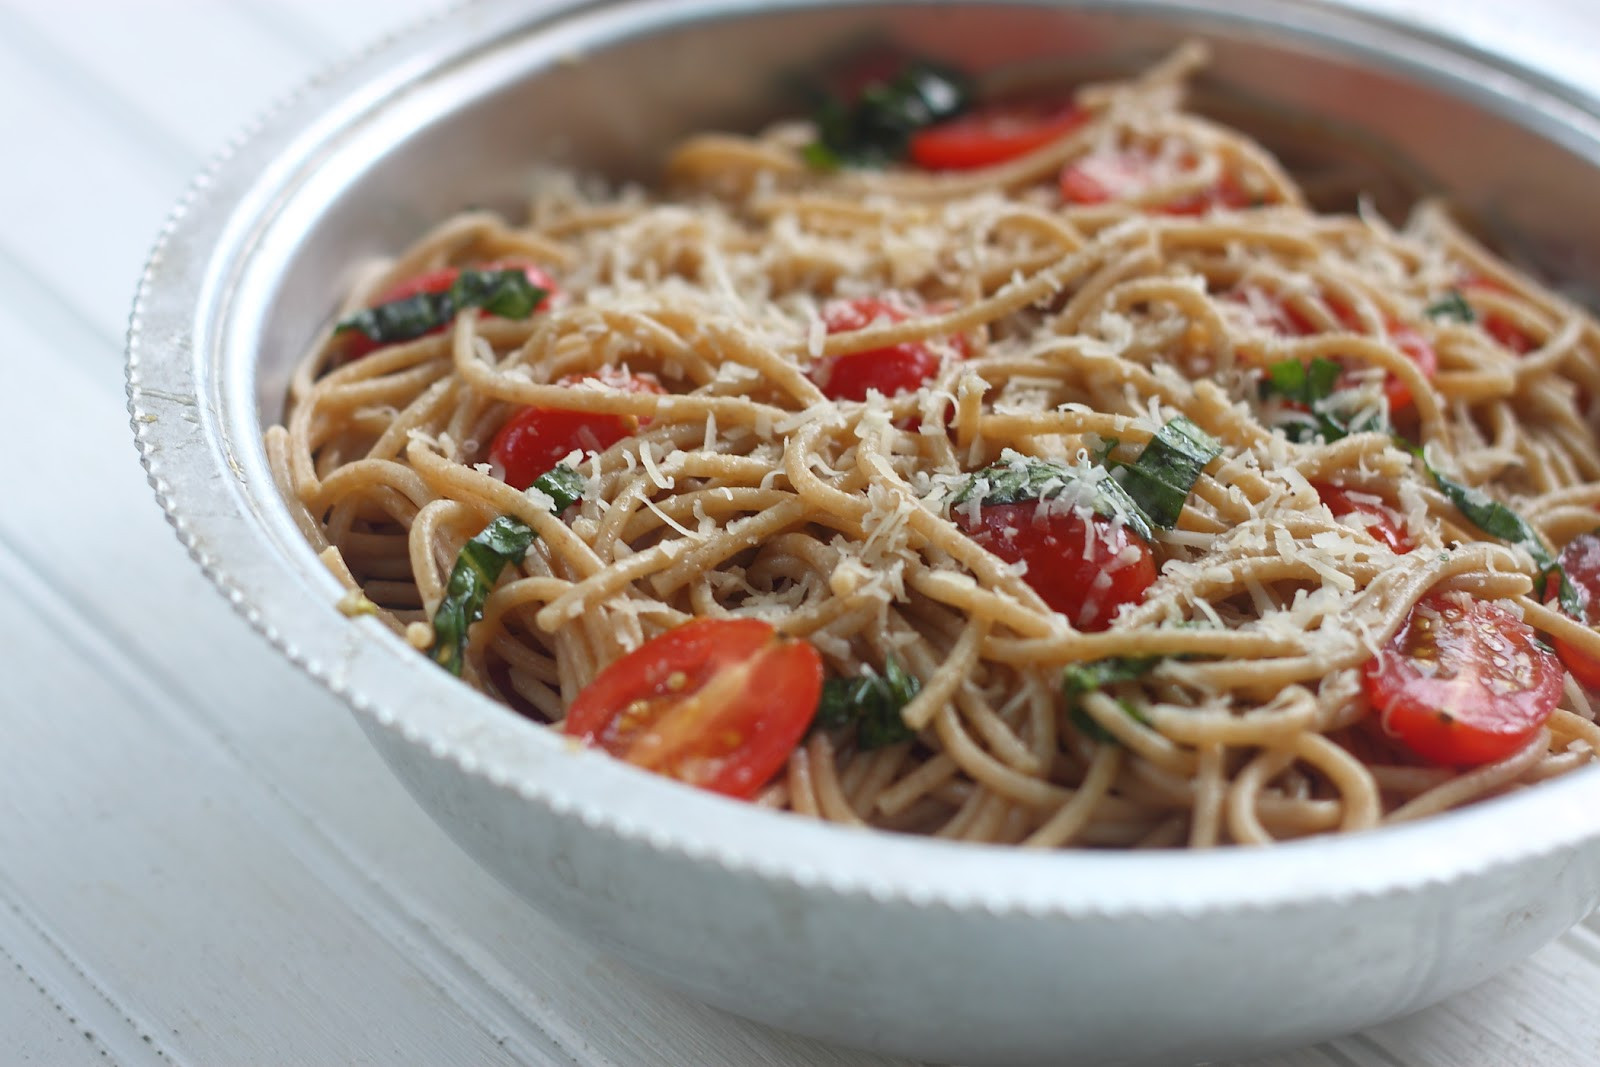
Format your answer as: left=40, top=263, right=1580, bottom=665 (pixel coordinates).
left=562, top=618, right=824, bottom=799
left=814, top=298, right=956, bottom=401
left=1312, top=482, right=1412, bottom=554
left=1544, top=532, right=1600, bottom=689
left=1235, top=287, right=1437, bottom=415
left=1460, top=275, right=1536, bottom=354
left=489, top=372, right=664, bottom=490
left=1382, top=324, right=1438, bottom=414
left=1059, top=150, right=1251, bottom=214
left=340, top=261, right=558, bottom=360
left=909, top=104, right=1089, bottom=170
left=955, top=500, right=1156, bottom=631
left=1362, top=592, right=1562, bottom=766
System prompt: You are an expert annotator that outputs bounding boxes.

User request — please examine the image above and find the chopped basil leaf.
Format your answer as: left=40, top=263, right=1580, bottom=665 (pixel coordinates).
left=814, top=655, right=920, bottom=749
left=1429, top=468, right=1539, bottom=545
left=533, top=463, right=586, bottom=514
left=1063, top=656, right=1161, bottom=743
left=1425, top=289, right=1477, bottom=324
left=1113, top=415, right=1223, bottom=530
left=951, top=456, right=1155, bottom=543
left=335, top=268, right=547, bottom=348
left=1063, top=655, right=1163, bottom=697
left=1261, top=357, right=1389, bottom=444
left=1264, top=356, right=1342, bottom=405
left=951, top=417, right=1219, bottom=539
left=1419, top=455, right=1583, bottom=618
left=807, top=61, right=972, bottom=168
left=428, top=464, right=582, bottom=676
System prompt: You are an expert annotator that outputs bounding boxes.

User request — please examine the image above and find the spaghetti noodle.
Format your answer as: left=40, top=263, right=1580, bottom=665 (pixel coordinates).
left=267, top=46, right=1600, bottom=847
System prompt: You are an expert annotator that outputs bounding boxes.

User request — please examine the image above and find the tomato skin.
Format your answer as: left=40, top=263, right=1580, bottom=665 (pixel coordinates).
left=1362, top=592, right=1563, bottom=767
left=1383, top=324, right=1438, bottom=414
left=814, top=298, right=955, bottom=401
left=340, top=262, right=558, bottom=360
left=1458, top=276, right=1536, bottom=355
left=562, top=618, right=824, bottom=799
left=1157, top=171, right=1253, bottom=217
left=954, top=500, right=1156, bottom=631
left=1313, top=482, right=1412, bottom=553
left=1544, top=532, right=1600, bottom=689
left=1058, top=152, right=1142, bottom=206
left=1059, top=151, right=1251, bottom=214
left=1235, top=288, right=1437, bottom=415
left=489, top=372, right=664, bottom=490
left=909, top=104, right=1089, bottom=170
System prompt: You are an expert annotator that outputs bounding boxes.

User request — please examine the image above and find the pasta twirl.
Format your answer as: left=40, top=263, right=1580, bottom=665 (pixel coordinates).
left=267, top=48, right=1600, bottom=847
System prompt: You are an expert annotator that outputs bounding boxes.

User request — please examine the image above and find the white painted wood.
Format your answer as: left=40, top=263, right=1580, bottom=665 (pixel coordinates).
left=2, top=0, right=1598, bottom=1063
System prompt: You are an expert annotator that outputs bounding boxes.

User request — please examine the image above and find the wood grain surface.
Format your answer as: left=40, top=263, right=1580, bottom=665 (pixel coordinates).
left=2, top=1, right=1596, bottom=1063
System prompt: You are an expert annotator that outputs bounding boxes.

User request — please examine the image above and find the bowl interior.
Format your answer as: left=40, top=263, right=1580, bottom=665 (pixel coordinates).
left=156, top=0, right=1600, bottom=912
left=249, top=0, right=1600, bottom=427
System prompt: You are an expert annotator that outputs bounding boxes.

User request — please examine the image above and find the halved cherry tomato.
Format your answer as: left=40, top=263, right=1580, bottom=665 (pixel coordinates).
left=1461, top=275, right=1536, bottom=354
left=1543, top=531, right=1600, bottom=689
left=1313, top=482, right=1412, bottom=553
left=1362, top=591, right=1563, bottom=766
left=562, top=618, right=824, bottom=799
left=1235, top=287, right=1437, bottom=415
left=1059, top=150, right=1252, bottom=214
left=813, top=297, right=958, bottom=401
left=954, top=500, right=1156, bottom=630
left=909, top=104, right=1089, bottom=170
left=489, top=371, right=664, bottom=490
left=1382, top=324, right=1438, bottom=415
left=340, top=262, right=558, bottom=360
left=1158, top=171, right=1254, bottom=217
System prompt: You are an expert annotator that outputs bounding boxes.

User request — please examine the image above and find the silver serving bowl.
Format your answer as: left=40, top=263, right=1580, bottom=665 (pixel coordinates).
left=127, top=2, right=1600, bottom=1064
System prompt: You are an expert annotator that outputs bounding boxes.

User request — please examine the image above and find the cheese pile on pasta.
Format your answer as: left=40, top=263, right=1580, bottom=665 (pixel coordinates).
left=267, top=45, right=1600, bottom=847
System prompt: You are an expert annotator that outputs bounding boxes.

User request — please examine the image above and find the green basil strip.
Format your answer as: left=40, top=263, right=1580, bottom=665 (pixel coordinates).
left=814, top=655, right=920, bottom=750
left=1263, top=356, right=1342, bottom=405
left=528, top=463, right=586, bottom=514
left=335, top=268, right=547, bottom=347
left=1261, top=357, right=1390, bottom=444
left=1418, top=452, right=1582, bottom=617
left=428, top=464, right=583, bottom=676
left=1063, top=656, right=1161, bottom=744
left=1114, top=415, right=1224, bottom=530
left=1425, top=289, right=1477, bottom=324
left=950, top=457, right=1155, bottom=543
left=807, top=60, right=972, bottom=168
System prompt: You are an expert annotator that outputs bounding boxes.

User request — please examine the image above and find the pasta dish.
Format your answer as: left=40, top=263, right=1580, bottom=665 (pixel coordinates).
left=266, top=46, right=1600, bottom=847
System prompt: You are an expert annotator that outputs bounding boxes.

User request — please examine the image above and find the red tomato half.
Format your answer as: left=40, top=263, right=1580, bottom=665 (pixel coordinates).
left=1235, top=288, right=1437, bottom=415
left=955, top=500, right=1156, bottom=631
left=1313, top=482, right=1412, bottom=553
left=340, top=261, right=558, bottom=360
left=489, top=372, right=664, bottom=490
left=1362, top=592, right=1563, bottom=766
left=1544, top=532, right=1600, bottom=689
left=1461, top=275, right=1536, bottom=354
left=562, top=618, right=824, bottom=799
left=814, top=298, right=960, bottom=401
left=1059, top=151, right=1251, bottom=214
left=909, top=104, right=1089, bottom=170
left=1382, top=324, right=1439, bottom=414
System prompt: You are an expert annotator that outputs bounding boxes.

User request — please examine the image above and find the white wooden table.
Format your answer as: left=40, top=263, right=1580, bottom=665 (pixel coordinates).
left=4, top=1, right=1597, bottom=1063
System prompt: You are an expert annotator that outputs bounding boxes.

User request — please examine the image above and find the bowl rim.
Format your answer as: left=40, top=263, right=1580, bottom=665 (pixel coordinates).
left=128, top=0, right=1600, bottom=921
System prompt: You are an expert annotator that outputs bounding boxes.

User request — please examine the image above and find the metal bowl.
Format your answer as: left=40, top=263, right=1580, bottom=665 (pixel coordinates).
left=127, top=2, right=1600, bottom=1064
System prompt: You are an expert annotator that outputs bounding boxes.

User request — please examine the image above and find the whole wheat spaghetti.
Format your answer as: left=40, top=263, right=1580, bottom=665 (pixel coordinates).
left=267, top=47, right=1600, bottom=847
